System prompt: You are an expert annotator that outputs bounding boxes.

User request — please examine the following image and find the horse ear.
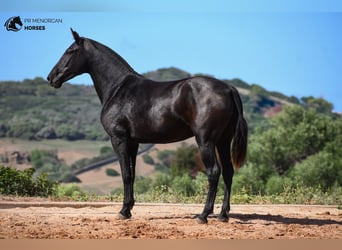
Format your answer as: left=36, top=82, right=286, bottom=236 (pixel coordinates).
left=70, top=28, right=81, bottom=45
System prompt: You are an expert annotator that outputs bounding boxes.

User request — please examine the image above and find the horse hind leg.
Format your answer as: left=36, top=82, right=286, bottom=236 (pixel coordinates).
left=216, top=137, right=234, bottom=222
left=196, top=139, right=221, bottom=224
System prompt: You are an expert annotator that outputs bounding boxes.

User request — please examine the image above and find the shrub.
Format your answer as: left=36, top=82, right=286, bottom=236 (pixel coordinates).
left=142, top=154, right=154, bottom=165
left=134, top=176, right=152, bottom=194
left=106, top=168, right=120, bottom=177
left=30, top=149, right=78, bottom=183
left=289, top=149, right=342, bottom=191
left=0, top=166, right=56, bottom=196
left=54, top=184, right=88, bottom=201
left=151, top=173, right=172, bottom=190
left=170, top=144, right=197, bottom=178
left=265, top=175, right=286, bottom=195
left=232, top=163, right=274, bottom=195
left=100, top=146, right=113, bottom=156
left=171, top=174, right=196, bottom=196
left=156, top=149, right=175, bottom=168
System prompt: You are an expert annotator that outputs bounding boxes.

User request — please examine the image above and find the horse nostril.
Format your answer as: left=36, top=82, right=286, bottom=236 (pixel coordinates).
left=47, top=76, right=50, bottom=81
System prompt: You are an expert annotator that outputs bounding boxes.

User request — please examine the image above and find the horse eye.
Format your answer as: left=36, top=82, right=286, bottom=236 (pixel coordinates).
left=66, top=48, right=78, bottom=54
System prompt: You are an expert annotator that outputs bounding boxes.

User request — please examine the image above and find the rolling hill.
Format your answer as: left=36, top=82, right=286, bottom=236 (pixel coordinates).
left=0, top=67, right=314, bottom=142
left=0, top=67, right=337, bottom=194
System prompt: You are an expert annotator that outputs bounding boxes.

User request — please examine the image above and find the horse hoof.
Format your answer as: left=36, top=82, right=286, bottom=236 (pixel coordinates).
left=217, top=215, right=229, bottom=222
left=196, top=216, right=208, bottom=224
left=117, top=212, right=131, bottom=220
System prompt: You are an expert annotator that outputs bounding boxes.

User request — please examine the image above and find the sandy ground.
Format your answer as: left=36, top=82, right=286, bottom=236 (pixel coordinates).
left=0, top=201, right=341, bottom=239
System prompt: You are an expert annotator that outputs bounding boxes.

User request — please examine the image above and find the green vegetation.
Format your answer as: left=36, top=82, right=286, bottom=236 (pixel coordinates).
left=30, top=149, right=79, bottom=183
left=0, top=68, right=340, bottom=205
left=106, top=168, right=120, bottom=177
left=0, top=166, right=56, bottom=196
left=111, top=105, right=341, bottom=206
left=1, top=164, right=339, bottom=204
left=53, top=184, right=89, bottom=201
left=242, top=105, right=342, bottom=193
left=1, top=68, right=324, bottom=141
left=143, top=67, right=191, bottom=81
left=230, top=105, right=341, bottom=206
left=142, top=154, right=154, bottom=165
left=0, top=77, right=105, bottom=141
left=71, top=146, right=116, bottom=171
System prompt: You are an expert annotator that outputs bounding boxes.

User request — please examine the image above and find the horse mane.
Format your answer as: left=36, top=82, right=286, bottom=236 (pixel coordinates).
left=86, top=38, right=139, bottom=76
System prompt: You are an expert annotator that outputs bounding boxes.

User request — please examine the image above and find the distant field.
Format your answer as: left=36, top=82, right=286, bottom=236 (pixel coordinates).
left=0, top=138, right=196, bottom=194
left=0, top=138, right=111, bottom=164
left=0, top=138, right=111, bottom=153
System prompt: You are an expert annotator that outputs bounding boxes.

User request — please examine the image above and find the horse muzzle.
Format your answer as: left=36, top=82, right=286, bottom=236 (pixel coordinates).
left=47, top=67, right=69, bottom=88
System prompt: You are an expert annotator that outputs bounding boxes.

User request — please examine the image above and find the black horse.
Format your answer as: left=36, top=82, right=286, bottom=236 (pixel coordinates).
left=47, top=29, right=248, bottom=224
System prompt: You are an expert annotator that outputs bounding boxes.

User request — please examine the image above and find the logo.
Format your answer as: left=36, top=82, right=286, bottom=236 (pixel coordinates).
left=3, top=15, right=62, bottom=32
left=4, top=16, right=23, bottom=32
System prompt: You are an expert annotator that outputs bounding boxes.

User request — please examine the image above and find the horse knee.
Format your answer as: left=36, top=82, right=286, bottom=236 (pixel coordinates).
left=207, top=165, right=221, bottom=181
left=121, top=173, right=133, bottom=185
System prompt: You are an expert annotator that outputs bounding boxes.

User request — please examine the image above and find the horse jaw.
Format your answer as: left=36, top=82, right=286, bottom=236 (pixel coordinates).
left=47, top=67, right=70, bottom=88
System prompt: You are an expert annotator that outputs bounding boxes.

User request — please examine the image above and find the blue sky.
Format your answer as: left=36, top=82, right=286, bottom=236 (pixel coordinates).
left=1, top=1, right=342, bottom=112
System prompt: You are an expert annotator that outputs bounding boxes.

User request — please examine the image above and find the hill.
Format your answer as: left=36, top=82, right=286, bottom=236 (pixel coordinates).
left=1, top=67, right=327, bottom=142
left=0, top=67, right=340, bottom=196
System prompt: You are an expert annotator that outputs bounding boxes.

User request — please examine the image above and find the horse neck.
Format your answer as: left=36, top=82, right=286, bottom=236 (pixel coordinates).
left=85, top=40, right=138, bottom=104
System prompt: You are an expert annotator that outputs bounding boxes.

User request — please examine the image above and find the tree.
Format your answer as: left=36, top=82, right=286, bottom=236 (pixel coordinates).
left=248, top=105, right=341, bottom=174
left=170, top=144, right=198, bottom=178
left=288, top=123, right=342, bottom=191
left=301, top=96, right=333, bottom=114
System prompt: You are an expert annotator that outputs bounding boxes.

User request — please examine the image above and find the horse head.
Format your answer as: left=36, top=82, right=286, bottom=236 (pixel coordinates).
left=47, top=29, right=88, bottom=88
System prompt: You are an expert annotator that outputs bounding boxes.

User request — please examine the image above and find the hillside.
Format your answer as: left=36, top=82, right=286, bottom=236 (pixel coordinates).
left=0, top=67, right=319, bottom=142
left=1, top=67, right=340, bottom=197
left=0, top=77, right=104, bottom=141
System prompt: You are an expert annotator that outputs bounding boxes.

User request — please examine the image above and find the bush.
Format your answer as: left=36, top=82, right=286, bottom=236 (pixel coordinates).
left=248, top=105, right=341, bottom=174
left=156, top=149, right=175, bottom=168
left=170, top=144, right=197, bottom=178
left=232, top=163, right=275, bottom=195
left=142, top=154, right=154, bottom=165
left=106, top=168, right=120, bottom=177
left=30, top=149, right=77, bottom=183
left=265, top=175, right=286, bottom=195
left=171, top=174, right=196, bottom=196
left=289, top=150, right=342, bottom=191
left=0, top=166, right=56, bottom=196
left=100, top=146, right=113, bottom=156
left=151, top=173, right=172, bottom=191
left=134, top=176, right=152, bottom=194
left=54, top=184, right=88, bottom=201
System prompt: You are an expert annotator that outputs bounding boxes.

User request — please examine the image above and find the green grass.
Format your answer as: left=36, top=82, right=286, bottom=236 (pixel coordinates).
left=50, top=183, right=341, bottom=206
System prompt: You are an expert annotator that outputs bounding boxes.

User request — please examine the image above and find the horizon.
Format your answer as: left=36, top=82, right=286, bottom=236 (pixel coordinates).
left=0, top=66, right=337, bottom=112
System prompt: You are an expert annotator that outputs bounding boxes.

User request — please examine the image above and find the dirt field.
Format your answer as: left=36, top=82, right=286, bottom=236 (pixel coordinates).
left=0, top=138, right=197, bottom=195
left=0, top=200, right=341, bottom=239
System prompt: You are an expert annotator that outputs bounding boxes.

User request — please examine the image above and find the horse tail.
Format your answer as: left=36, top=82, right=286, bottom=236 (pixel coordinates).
left=230, top=86, right=248, bottom=170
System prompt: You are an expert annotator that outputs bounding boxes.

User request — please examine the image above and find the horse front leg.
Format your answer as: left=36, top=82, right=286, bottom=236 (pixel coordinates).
left=111, top=137, right=138, bottom=219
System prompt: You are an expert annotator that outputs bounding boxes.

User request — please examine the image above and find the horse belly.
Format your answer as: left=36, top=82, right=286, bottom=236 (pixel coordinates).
left=131, top=119, right=194, bottom=144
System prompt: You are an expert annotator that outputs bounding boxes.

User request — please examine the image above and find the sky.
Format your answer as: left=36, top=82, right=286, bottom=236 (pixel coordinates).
left=1, top=1, right=342, bottom=112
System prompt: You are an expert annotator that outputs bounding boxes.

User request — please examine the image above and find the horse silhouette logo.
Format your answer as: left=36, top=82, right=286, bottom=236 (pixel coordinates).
left=4, top=16, right=23, bottom=31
